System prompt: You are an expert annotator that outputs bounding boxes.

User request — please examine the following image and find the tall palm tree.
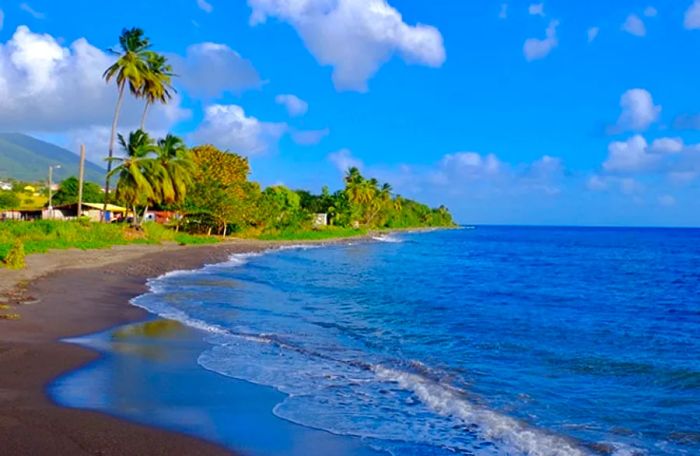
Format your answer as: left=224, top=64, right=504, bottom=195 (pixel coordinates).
left=140, top=52, right=176, bottom=130
left=152, top=134, right=193, bottom=205
left=102, top=28, right=153, bottom=218
left=107, top=130, right=156, bottom=227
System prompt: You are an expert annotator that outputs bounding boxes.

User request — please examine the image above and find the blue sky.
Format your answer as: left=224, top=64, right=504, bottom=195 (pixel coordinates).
left=1, top=0, right=700, bottom=226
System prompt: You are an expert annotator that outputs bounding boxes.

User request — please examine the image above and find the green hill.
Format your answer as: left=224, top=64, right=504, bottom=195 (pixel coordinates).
left=0, top=133, right=104, bottom=183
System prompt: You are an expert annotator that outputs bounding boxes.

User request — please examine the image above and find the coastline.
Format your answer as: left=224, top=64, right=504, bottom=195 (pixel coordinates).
left=0, top=237, right=369, bottom=455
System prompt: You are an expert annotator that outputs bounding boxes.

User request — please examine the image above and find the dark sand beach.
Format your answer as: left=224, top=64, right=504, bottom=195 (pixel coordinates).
left=0, top=241, right=273, bottom=455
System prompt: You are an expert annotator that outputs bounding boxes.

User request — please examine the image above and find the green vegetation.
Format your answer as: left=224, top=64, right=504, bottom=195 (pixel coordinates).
left=257, top=226, right=368, bottom=241
left=0, top=192, right=20, bottom=210
left=4, top=240, right=26, bottom=269
left=0, top=220, right=217, bottom=266
left=52, top=177, right=104, bottom=205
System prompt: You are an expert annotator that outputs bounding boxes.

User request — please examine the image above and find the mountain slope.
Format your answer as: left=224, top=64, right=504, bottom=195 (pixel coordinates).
left=0, top=133, right=104, bottom=183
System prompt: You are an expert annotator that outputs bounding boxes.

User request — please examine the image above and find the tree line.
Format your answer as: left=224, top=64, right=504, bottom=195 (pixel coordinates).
left=89, top=28, right=456, bottom=234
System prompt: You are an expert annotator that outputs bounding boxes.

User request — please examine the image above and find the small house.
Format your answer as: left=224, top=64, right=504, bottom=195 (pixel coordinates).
left=313, top=213, right=329, bottom=227
left=46, top=202, right=128, bottom=222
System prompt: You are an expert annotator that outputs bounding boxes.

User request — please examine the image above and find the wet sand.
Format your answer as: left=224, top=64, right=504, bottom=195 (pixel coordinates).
left=0, top=241, right=277, bottom=455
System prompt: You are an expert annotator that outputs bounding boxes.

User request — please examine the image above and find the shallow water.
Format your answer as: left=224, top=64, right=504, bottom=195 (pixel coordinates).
left=54, top=227, right=700, bottom=455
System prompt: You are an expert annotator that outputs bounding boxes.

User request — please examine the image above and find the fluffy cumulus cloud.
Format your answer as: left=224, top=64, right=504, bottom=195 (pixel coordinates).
left=622, top=14, right=646, bottom=37
left=0, top=26, right=188, bottom=133
left=171, top=42, right=261, bottom=98
left=528, top=3, right=545, bottom=16
left=587, top=26, right=600, bottom=43
left=643, top=6, right=657, bottom=17
left=523, top=20, right=559, bottom=61
left=197, top=0, right=214, bottom=13
left=603, top=135, right=658, bottom=173
left=275, top=94, right=308, bottom=116
left=650, top=137, right=684, bottom=154
left=599, top=134, right=700, bottom=188
left=615, top=89, right=661, bottom=132
left=190, top=104, right=287, bottom=155
left=685, top=0, right=700, bottom=29
left=247, top=0, right=446, bottom=91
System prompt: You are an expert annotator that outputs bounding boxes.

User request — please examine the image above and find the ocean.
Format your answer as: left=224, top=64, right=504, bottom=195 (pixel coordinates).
left=52, top=227, right=700, bottom=455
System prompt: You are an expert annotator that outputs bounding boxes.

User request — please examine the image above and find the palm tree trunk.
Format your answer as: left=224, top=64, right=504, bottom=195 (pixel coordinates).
left=102, top=82, right=126, bottom=222
left=140, top=101, right=151, bottom=131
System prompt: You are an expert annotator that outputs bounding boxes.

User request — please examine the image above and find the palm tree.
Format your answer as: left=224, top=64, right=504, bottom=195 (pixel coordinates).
left=344, top=167, right=363, bottom=186
left=107, top=130, right=156, bottom=227
left=140, top=52, right=176, bottom=130
left=152, top=134, right=193, bottom=205
left=102, top=28, right=153, bottom=218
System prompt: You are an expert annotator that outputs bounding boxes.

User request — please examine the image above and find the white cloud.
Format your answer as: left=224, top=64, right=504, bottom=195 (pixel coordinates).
left=248, top=0, right=446, bottom=91
left=615, top=89, right=661, bottom=132
left=658, top=195, right=676, bottom=207
left=643, top=6, right=657, bottom=17
left=499, top=3, right=508, bottom=19
left=603, top=135, right=659, bottom=173
left=586, top=174, right=644, bottom=195
left=291, top=128, right=329, bottom=145
left=19, top=3, right=45, bottom=20
left=528, top=3, right=545, bottom=16
left=0, top=26, right=188, bottom=133
left=650, top=137, right=684, bottom=154
left=0, top=10, right=4, bottom=31
left=523, top=20, right=559, bottom=61
left=275, top=94, right=308, bottom=117
left=586, top=175, right=608, bottom=191
left=171, top=42, right=261, bottom=98
left=197, top=0, right=214, bottom=13
left=686, top=1, right=700, bottom=29
left=429, top=152, right=564, bottom=196
left=622, top=14, right=646, bottom=37
left=587, top=26, right=599, bottom=43
left=601, top=135, right=700, bottom=185
left=328, top=149, right=364, bottom=172
left=190, top=104, right=287, bottom=155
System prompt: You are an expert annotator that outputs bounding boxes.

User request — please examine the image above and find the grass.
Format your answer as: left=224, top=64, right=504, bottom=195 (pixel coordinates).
left=257, top=226, right=368, bottom=241
left=0, top=220, right=219, bottom=267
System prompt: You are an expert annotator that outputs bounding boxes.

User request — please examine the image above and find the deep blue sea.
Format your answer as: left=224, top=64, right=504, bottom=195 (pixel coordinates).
left=64, top=227, right=700, bottom=455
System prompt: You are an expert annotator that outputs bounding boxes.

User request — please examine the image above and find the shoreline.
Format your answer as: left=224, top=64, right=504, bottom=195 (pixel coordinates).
left=0, top=236, right=375, bottom=455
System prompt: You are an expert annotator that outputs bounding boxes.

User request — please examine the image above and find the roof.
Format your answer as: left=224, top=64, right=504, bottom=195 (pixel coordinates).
left=82, top=203, right=128, bottom=212
left=53, top=202, right=128, bottom=212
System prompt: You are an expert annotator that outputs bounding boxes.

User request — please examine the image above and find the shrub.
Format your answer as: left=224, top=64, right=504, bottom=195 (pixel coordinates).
left=4, top=240, right=26, bottom=269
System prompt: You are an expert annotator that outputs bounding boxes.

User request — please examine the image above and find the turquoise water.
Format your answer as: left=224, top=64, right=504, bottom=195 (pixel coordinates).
left=54, top=227, right=700, bottom=455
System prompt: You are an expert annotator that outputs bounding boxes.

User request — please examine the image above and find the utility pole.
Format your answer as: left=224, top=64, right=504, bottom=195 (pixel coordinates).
left=77, top=145, right=86, bottom=218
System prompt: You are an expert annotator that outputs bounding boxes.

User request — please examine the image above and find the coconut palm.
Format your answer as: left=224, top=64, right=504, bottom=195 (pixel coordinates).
left=102, top=28, right=153, bottom=217
left=140, top=52, right=176, bottom=130
left=107, top=130, right=156, bottom=227
left=152, top=134, right=193, bottom=205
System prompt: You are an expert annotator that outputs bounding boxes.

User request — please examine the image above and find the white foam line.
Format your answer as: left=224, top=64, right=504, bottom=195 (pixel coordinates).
left=374, top=365, right=591, bottom=456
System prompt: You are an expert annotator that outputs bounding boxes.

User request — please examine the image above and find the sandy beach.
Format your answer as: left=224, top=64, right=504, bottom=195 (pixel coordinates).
left=0, top=240, right=285, bottom=455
